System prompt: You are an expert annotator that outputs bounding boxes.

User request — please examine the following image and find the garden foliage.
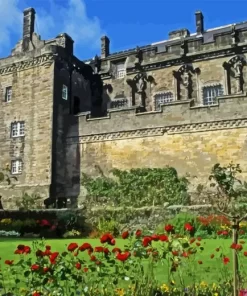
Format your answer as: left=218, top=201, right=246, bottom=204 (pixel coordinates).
left=81, top=167, right=190, bottom=207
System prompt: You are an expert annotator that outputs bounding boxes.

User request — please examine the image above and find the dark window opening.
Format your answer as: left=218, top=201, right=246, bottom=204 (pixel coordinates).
left=73, top=96, right=80, bottom=114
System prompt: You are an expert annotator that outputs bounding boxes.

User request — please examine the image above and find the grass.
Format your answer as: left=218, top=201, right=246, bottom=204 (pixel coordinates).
left=0, top=237, right=239, bottom=286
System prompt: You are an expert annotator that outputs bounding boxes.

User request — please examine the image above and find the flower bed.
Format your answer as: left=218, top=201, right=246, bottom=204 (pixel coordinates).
left=1, top=223, right=247, bottom=296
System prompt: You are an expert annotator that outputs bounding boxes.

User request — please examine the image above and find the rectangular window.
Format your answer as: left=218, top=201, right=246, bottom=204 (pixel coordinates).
left=202, top=85, right=224, bottom=106
left=11, top=160, right=23, bottom=174
left=62, top=85, right=68, bottom=100
left=110, top=98, right=128, bottom=109
left=154, top=92, right=173, bottom=110
left=116, top=63, right=126, bottom=79
left=5, top=86, right=12, bottom=102
left=11, top=122, right=25, bottom=137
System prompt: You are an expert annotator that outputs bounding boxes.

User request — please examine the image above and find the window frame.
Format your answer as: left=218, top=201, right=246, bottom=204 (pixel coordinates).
left=202, top=84, right=224, bottom=106
left=62, top=84, right=68, bottom=100
left=11, top=121, right=25, bottom=138
left=110, top=98, right=129, bottom=109
left=11, top=159, right=23, bottom=175
left=112, top=61, right=126, bottom=79
left=5, top=86, right=12, bottom=102
left=154, top=91, right=174, bottom=110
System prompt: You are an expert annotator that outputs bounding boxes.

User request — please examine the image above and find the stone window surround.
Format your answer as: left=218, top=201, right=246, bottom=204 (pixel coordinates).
left=1, top=83, right=13, bottom=103
left=111, top=59, right=127, bottom=79
left=109, top=97, right=129, bottom=109
left=5, top=86, right=12, bottom=102
left=153, top=90, right=174, bottom=110
left=11, top=121, right=25, bottom=138
left=201, top=82, right=224, bottom=106
left=62, top=84, right=68, bottom=100
left=11, top=159, right=23, bottom=175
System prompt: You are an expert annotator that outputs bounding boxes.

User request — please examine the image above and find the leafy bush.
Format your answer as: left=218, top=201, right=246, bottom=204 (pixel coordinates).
left=82, top=167, right=190, bottom=207
left=96, top=217, right=120, bottom=236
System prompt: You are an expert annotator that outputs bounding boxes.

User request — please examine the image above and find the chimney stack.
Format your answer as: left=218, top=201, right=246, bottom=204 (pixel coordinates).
left=101, top=36, right=110, bottom=58
left=195, top=11, right=204, bottom=35
left=22, top=8, right=36, bottom=51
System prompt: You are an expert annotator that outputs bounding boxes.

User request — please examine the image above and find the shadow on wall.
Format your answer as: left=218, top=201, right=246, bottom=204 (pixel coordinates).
left=45, top=61, right=108, bottom=209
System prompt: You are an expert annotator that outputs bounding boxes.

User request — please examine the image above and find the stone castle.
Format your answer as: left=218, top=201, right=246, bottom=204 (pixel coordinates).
left=1, top=7, right=247, bottom=208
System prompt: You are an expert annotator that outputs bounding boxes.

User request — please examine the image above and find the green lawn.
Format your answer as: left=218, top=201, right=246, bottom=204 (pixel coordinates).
left=0, top=237, right=238, bottom=286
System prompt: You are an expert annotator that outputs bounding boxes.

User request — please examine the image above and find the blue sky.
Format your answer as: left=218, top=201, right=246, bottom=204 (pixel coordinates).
left=0, top=0, right=246, bottom=61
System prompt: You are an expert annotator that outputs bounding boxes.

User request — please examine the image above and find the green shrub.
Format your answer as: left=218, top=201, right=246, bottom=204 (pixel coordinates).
left=82, top=167, right=190, bottom=207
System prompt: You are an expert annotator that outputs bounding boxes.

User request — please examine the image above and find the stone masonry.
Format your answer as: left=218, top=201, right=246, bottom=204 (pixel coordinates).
left=1, top=8, right=247, bottom=208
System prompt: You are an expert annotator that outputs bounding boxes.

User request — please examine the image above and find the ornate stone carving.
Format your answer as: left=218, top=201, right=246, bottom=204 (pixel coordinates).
left=134, top=46, right=143, bottom=71
left=65, top=118, right=247, bottom=144
left=223, top=55, right=246, bottom=94
left=174, top=64, right=200, bottom=100
left=0, top=54, right=55, bottom=75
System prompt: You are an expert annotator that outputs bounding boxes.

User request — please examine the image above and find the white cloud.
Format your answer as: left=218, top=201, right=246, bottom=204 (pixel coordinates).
left=35, top=0, right=104, bottom=51
left=0, top=0, right=22, bottom=54
left=0, top=0, right=104, bottom=56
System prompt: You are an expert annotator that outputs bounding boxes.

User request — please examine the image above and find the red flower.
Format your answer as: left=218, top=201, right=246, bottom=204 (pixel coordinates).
left=135, top=229, right=142, bottom=238
left=159, top=235, right=169, bottom=242
left=116, top=251, right=130, bottom=262
left=184, top=223, right=194, bottom=232
left=43, top=267, right=50, bottom=273
left=172, top=250, right=179, bottom=256
left=31, top=264, right=40, bottom=271
left=223, top=256, right=230, bottom=265
left=39, top=219, right=50, bottom=227
left=151, top=234, right=160, bottom=241
left=79, top=243, right=92, bottom=251
left=90, top=255, right=96, bottom=261
left=32, top=293, right=41, bottom=296
left=83, top=267, right=89, bottom=272
left=49, top=252, right=59, bottom=264
left=121, top=231, right=129, bottom=239
left=111, top=239, right=116, bottom=245
left=198, top=260, right=203, bottom=264
left=112, top=248, right=121, bottom=254
left=142, top=236, right=152, bottom=247
left=14, top=245, right=31, bottom=255
left=95, top=246, right=104, bottom=252
left=95, top=261, right=101, bottom=265
left=210, top=254, right=215, bottom=259
left=75, top=262, right=81, bottom=270
left=103, top=248, right=110, bottom=255
left=197, top=237, right=202, bottom=241
left=230, top=243, right=243, bottom=251
left=5, top=260, right=13, bottom=265
left=222, top=230, right=228, bottom=236
left=243, top=251, right=247, bottom=256
left=164, top=224, right=174, bottom=233
left=182, top=252, right=189, bottom=258
left=190, top=238, right=196, bottom=244
left=67, top=243, right=78, bottom=252
left=100, top=233, right=114, bottom=245
left=196, top=242, right=201, bottom=247
left=36, top=250, right=44, bottom=257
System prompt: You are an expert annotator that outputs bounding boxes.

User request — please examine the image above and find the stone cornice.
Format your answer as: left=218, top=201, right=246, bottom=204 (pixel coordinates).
left=100, top=45, right=247, bottom=79
left=0, top=54, right=55, bottom=75
left=66, top=118, right=247, bottom=144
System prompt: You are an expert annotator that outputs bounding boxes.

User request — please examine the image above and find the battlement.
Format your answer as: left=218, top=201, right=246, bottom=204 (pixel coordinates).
left=64, top=93, right=247, bottom=142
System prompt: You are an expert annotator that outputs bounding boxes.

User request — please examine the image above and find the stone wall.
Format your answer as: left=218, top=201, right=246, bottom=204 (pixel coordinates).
left=64, top=93, right=247, bottom=199
left=0, top=52, right=55, bottom=208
